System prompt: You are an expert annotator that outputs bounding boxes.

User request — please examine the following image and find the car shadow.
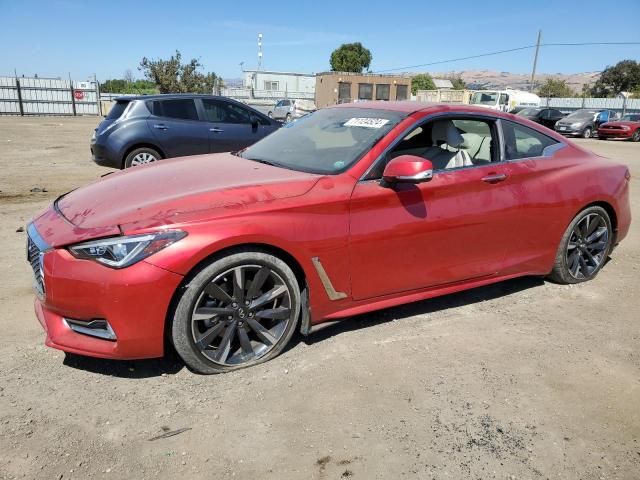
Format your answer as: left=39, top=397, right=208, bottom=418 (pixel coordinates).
left=62, top=348, right=184, bottom=378
left=295, top=275, right=545, bottom=347
left=62, top=275, right=545, bottom=377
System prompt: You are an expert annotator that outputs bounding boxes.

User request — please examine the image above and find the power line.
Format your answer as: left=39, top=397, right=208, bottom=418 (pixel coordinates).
left=374, top=41, right=640, bottom=73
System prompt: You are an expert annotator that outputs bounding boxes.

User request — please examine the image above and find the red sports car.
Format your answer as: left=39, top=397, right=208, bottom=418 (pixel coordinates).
left=598, top=113, right=640, bottom=141
left=27, top=102, right=631, bottom=373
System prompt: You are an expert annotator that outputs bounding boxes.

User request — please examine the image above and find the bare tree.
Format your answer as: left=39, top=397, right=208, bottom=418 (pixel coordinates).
left=123, top=69, right=135, bottom=84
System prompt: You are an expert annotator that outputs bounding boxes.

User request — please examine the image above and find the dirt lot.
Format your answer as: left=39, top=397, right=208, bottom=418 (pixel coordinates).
left=0, top=117, right=638, bottom=480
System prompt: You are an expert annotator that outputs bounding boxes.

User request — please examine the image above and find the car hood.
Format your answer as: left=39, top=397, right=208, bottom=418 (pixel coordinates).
left=601, top=121, right=639, bottom=128
left=56, top=153, right=321, bottom=231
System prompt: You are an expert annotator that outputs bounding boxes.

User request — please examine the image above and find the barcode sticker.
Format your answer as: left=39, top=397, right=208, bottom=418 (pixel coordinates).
left=344, top=118, right=390, bottom=129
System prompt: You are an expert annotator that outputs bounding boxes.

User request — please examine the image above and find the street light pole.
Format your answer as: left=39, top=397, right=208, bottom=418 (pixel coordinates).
left=530, top=30, right=542, bottom=92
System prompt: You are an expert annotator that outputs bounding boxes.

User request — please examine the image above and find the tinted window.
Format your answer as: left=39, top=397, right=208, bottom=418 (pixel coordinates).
left=622, top=114, right=640, bottom=121
left=396, top=85, right=408, bottom=100
left=338, top=82, right=351, bottom=103
left=376, top=84, right=390, bottom=101
left=202, top=99, right=255, bottom=124
left=158, top=99, right=198, bottom=120
left=358, top=83, right=373, bottom=100
left=106, top=100, right=129, bottom=120
left=502, top=120, right=558, bottom=160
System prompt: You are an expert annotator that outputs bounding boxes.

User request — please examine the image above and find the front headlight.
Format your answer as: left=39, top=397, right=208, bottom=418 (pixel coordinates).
left=68, top=230, right=187, bottom=269
left=571, top=122, right=583, bottom=128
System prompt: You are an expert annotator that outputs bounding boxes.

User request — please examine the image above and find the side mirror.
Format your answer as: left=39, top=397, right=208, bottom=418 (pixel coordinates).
left=381, top=155, right=433, bottom=188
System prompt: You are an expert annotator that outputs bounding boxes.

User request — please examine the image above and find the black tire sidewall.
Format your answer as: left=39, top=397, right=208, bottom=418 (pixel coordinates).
left=171, top=251, right=301, bottom=374
left=582, top=127, right=592, bottom=139
left=123, top=147, right=161, bottom=169
left=549, top=206, right=612, bottom=284
left=632, top=130, right=640, bottom=142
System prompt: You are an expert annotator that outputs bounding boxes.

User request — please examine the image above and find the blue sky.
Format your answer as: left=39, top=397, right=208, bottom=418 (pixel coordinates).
left=1, top=0, right=639, bottom=81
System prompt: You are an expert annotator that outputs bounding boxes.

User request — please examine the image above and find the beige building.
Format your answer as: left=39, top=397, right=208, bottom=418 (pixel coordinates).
left=315, top=72, right=412, bottom=108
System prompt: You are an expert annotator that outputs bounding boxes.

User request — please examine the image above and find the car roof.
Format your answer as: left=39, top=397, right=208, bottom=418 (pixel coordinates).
left=329, top=100, right=513, bottom=116
left=113, top=94, right=230, bottom=102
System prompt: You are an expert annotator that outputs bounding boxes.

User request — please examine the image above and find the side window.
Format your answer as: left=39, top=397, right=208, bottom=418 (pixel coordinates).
left=201, top=98, right=228, bottom=122
left=502, top=120, right=558, bottom=160
left=365, top=117, right=497, bottom=180
left=159, top=99, right=199, bottom=120
left=541, top=109, right=551, bottom=119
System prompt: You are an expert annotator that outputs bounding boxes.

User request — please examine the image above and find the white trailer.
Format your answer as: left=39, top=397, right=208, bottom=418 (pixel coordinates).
left=469, top=89, right=540, bottom=113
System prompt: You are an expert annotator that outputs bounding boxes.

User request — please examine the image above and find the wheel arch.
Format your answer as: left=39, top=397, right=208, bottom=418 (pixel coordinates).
left=122, top=143, right=166, bottom=168
left=163, top=242, right=311, bottom=354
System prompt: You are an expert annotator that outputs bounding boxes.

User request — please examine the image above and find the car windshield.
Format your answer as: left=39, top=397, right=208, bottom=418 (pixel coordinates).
left=239, top=107, right=405, bottom=174
left=518, top=108, right=541, bottom=116
left=622, top=114, right=640, bottom=121
left=566, top=109, right=597, bottom=120
left=470, top=92, right=498, bottom=106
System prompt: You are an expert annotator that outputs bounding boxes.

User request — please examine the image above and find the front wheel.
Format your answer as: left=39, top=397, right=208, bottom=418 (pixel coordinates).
left=171, top=251, right=301, bottom=374
left=285, top=113, right=292, bottom=124
left=268, top=111, right=273, bottom=118
left=581, top=127, right=592, bottom=139
left=547, top=206, right=612, bottom=284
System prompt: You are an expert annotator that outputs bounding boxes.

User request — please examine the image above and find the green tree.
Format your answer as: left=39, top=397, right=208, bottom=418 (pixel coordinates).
left=537, top=78, right=574, bottom=98
left=447, top=75, right=466, bottom=90
left=139, top=50, right=221, bottom=94
left=100, top=78, right=158, bottom=94
left=590, top=60, right=640, bottom=97
left=329, top=42, right=372, bottom=73
left=411, top=73, right=436, bottom=94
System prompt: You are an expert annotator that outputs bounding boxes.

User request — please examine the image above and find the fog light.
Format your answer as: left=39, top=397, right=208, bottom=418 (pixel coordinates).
left=64, top=318, right=116, bottom=341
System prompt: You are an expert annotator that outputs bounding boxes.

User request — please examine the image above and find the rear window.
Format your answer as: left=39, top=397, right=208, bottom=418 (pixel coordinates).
left=106, top=100, right=129, bottom=120
left=154, top=99, right=199, bottom=120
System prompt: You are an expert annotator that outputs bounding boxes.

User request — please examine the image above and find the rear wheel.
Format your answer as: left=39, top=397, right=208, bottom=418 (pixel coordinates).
left=124, top=147, right=160, bottom=168
left=631, top=130, right=640, bottom=142
left=171, top=251, right=301, bottom=374
left=581, top=127, right=592, bottom=139
left=548, top=206, right=612, bottom=284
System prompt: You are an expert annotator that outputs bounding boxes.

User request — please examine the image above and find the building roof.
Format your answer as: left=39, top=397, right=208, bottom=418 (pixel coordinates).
left=433, top=79, right=454, bottom=89
left=243, top=69, right=315, bottom=77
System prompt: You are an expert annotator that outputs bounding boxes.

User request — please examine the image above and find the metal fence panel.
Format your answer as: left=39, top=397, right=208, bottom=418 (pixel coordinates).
left=0, top=75, right=100, bottom=116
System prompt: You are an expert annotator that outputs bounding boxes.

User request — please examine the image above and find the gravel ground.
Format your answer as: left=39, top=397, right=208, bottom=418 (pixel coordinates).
left=0, top=116, right=638, bottom=480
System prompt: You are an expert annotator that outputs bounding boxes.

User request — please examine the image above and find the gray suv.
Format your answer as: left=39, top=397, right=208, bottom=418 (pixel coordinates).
left=554, top=109, right=619, bottom=139
left=91, top=94, right=280, bottom=168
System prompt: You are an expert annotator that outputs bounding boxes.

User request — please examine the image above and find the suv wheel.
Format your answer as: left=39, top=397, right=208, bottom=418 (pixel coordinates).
left=581, top=127, right=592, bottom=139
left=171, top=251, right=301, bottom=374
left=285, top=113, right=292, bottom=124
left=124, top=147, right=161, bottom=168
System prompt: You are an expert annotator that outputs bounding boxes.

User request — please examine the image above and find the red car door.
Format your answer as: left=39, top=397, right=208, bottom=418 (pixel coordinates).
left=349, top=162, right=523, bottom=300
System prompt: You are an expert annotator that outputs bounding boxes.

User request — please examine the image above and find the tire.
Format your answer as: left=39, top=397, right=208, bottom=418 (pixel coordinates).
left=581, top=127, right=592, bottom=139
left=268, top=111, right=273, bottom=118
left=124, top=147, right=161, bottom=169
left=285, top=113, right=292, bottom=124
left=171, top=251, right=301, bottom=374
left=632, top=130, right=640, bottom=142
left=547, top=206, right=613, bottom=284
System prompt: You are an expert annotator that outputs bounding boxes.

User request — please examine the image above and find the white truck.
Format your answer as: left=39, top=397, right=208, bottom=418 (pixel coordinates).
left=469, top=89, right=541, bottom=113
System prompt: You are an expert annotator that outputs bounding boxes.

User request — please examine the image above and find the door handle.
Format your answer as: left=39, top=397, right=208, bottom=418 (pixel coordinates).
left=153, top=124, right=168, bottom=130
left=481, top=173, right=507, bottom=184
left=209, top=127, right=224, bottom=133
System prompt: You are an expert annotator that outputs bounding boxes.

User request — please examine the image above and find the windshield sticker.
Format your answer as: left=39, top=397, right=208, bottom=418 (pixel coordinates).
left=344, top=118, right=390, bottom=129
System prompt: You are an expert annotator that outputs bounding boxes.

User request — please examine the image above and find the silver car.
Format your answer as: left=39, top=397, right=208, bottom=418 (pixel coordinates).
left=268, top=99, right=316, bottom=123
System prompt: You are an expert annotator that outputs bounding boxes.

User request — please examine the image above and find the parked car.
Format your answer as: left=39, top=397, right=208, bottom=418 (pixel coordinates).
left=598, top=113, right=640, bottom=142
left=28, top=102, right=631, bottom=374
left=517, top=107, right=566, bottom=128
left=267, top=99, right=316, bottom=122
left=91, top=94, right=280, bottom=169
left=554, top=109, right=619, bottom=138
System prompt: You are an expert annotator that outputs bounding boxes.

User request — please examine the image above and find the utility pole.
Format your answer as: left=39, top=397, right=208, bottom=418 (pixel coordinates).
left=257, top=33, right=263, bottom=71
left=529, top=30, right=542, bottom=92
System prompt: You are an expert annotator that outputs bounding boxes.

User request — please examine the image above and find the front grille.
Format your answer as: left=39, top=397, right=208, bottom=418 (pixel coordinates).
left=603, top=126, right=623, bottom=130
left=27, top=231, right=45, bottom=297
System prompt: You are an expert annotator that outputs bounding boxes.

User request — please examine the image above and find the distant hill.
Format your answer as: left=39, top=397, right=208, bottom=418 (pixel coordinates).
left=429, top=70, right=601, bottom=93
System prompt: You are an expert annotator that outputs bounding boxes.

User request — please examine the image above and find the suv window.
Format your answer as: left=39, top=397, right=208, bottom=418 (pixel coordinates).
left=106, top=100, right=130, bottom=120
left=202, top=99, right=261, bottom=125
left=155, top=99, right=199, bottom=120
left=502, top=120, right=558, bottom=160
